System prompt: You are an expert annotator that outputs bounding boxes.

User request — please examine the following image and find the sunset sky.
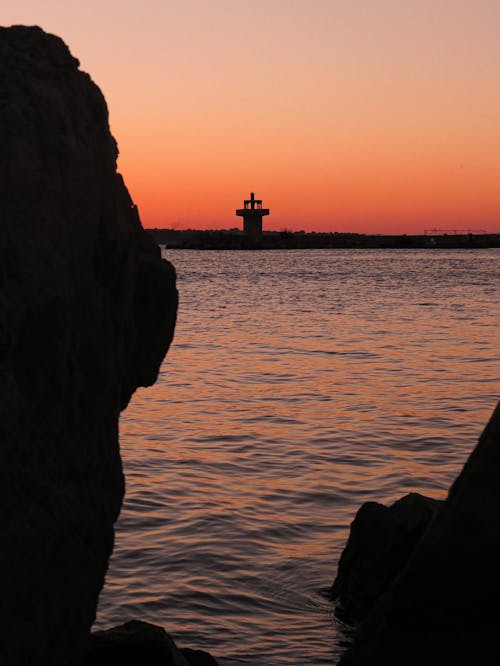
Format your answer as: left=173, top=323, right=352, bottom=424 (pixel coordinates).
left=3, top=1, right=500, bottom=233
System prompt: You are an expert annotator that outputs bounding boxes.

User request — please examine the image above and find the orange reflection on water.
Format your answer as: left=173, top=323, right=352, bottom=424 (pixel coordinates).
left=101, top=249, right=499, bottom=664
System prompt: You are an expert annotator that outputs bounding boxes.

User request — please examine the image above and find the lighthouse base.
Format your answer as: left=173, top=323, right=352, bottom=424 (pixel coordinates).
left=243, top=217, right=263, bottom=237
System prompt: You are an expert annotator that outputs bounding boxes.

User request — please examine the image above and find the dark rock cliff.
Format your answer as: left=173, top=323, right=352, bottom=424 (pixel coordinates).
left=338, top=401, right=500, bottom=666
left=0, top=25, right=177, bottom=665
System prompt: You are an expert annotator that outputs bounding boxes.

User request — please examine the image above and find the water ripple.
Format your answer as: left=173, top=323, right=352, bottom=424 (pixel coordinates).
left=97, top=249, right=500, bottom=666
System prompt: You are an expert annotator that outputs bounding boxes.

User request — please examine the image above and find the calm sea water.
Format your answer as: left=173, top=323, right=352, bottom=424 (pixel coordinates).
left=96, top=248, right=499, bottom=665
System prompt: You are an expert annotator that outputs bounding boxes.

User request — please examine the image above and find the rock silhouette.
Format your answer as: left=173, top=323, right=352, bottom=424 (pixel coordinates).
left=330, top=492, right=442, bottom=623
left=338, top=401, right=500, bottom=666
left=0, top=26, right=177, bottom=665
left=85, top=620, right=219, bottom=666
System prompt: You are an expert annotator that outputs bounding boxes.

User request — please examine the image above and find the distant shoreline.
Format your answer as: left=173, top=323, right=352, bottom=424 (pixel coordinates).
left=148, top=228, right=500, bottom=250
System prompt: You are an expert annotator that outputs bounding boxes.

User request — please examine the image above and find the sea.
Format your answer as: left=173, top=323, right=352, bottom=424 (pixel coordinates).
left=96, top=248, right=499, bottom=665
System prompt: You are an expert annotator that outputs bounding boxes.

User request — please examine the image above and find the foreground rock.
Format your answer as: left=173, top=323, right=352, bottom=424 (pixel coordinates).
left=338, top=402, right=500, bottom=665
left=330, top=493, right=442, bottom=623
left=85, top=621, right=219, bottom=666
left=0, top=26, right=177, bottom=665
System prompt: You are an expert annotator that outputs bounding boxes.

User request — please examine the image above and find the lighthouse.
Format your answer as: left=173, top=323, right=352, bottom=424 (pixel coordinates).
left=236, top=192, right=269, bottom=237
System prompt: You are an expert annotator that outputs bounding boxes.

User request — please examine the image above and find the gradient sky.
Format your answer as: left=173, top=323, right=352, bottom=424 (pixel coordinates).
left=3, top=1, right=500, bottom=233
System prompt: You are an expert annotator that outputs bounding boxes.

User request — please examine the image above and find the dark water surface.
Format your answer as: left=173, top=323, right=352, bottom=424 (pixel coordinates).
left=96, top=249, right=499, bottom=665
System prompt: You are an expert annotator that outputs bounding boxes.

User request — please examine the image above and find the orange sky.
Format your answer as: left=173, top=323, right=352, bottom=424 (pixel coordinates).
left=3, top=1, right=500, bottom=233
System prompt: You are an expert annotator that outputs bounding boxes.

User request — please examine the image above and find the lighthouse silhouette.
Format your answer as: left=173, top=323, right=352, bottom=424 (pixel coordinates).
left=236, top=192, right=269, bottom=237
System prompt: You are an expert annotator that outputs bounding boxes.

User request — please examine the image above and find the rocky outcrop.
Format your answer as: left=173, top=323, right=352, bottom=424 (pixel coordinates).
left=330, top=493, right=442, bottom=623
left=85, top=621, right=219, bottom=666
left=0, top=25, right=177, bottom=665
left=338, top=402, right=500, bottom=666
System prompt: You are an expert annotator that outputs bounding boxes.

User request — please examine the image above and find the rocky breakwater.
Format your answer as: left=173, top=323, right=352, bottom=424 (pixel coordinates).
left=332, top=402, right=500, bottom=666
left=0, top=26, right=178, bottom=665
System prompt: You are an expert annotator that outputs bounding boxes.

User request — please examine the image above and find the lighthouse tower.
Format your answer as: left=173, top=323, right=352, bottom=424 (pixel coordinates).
left=236, top=192, right=269, bottom=237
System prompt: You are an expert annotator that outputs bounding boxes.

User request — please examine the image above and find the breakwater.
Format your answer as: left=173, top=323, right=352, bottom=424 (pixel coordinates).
left=148, top=228, right=500, bottom=250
